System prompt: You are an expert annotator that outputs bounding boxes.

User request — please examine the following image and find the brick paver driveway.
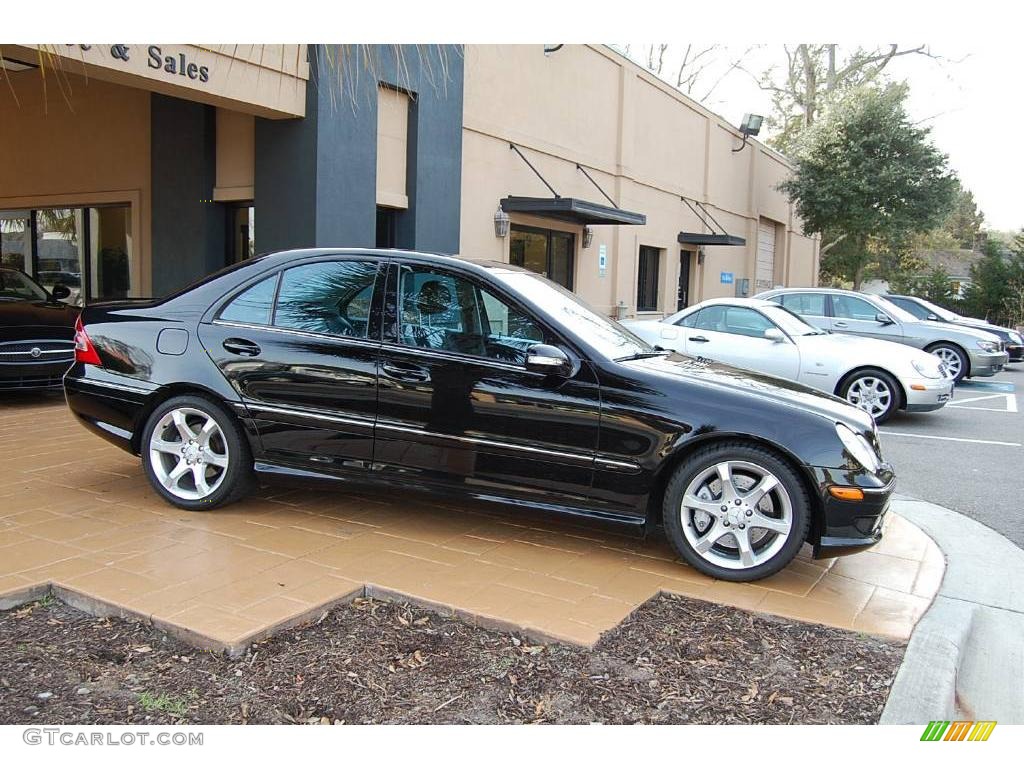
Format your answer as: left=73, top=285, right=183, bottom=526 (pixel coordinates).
left=0, top=394, right=944, bottom=654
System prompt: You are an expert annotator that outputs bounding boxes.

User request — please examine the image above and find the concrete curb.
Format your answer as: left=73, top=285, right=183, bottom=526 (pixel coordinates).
left=881, top=495, right=1024, bottom=724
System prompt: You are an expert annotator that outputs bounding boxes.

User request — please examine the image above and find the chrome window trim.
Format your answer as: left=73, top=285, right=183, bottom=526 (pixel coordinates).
left=210, top=319, right=381, bottom=350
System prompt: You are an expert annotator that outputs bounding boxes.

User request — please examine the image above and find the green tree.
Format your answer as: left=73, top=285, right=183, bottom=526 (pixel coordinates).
left=942, top=182, right=985, bottom=249
left=889, top=265, right=955, bottom=305
left=962, top=240, right=1011, bottom=322
left=779, top=83, right=958, bottom=289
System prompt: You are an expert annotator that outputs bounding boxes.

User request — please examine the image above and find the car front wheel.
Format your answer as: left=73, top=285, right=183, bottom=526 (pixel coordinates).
left=927, top=343, right=968, bottom=383
left=663, top=442, right=811, bottom=581
left=839, top=368, right=900, bottom=423
left=141, top=394, right=255, bottom=510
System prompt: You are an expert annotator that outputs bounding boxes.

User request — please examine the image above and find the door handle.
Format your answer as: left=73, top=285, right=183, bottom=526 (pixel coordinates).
left=833, top=322, right=849, bottom=328
left=381, top=362, right=431, bottom=383
left=222, top=338, right=261, bottom=357
left=688, top=335, right=710, bottom=343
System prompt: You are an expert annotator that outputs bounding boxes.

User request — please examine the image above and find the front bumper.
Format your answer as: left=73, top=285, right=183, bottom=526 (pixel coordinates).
left=809, top=466, right=895, bottom=559
left=903, top=376, right=955, bottom=413
left=968, top=349, right=1010, bottom=377
left=1007, top=344, right=1023, bottom=363
left=0, top=359, right=74, bottom=390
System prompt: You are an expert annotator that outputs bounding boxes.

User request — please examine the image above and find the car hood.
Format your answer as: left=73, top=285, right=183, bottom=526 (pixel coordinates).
left=796, top=331, right=939, bottom=366
left=912, top=318, right=1001, bottom=342
left=621, top=352, right=876, bottom=433
left=951, top=317, right=1012, bottom=338
left=0, top=300, right=78, bottom=330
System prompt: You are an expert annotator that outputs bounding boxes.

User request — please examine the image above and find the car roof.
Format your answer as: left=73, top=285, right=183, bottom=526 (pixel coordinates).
left=686, top=297, right=778, bottom=310
left=245, top=248, right=527, bottom=279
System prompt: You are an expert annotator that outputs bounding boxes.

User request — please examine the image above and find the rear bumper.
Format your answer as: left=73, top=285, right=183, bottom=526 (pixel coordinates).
left=810, top=466, right=895, bottom=559
left=968, top=350, right=1010, bottom=377
left=903, top=377, right=954, bottom=413
left=63, top=369, right=152, bottom=454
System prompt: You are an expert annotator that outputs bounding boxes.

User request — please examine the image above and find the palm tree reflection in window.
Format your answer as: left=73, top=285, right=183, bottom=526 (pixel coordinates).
left=274, top=261, right=378, bottom=339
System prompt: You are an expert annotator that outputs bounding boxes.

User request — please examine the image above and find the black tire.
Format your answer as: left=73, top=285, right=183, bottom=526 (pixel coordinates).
left=140, top=394, right=255, bottom=510
left=927, top=342, right=969, bottom=383
left=838, top=367, right=901, bottom=424
left=663, top=441, right=811, bottom=581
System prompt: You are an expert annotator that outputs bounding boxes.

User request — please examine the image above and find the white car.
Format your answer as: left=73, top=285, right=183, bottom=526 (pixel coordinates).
left=621, top=298, right=955, bottom=423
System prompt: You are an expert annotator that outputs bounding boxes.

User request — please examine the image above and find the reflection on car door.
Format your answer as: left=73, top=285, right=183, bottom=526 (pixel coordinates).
left=202, top=256, right=385, bottom=468
left=373, top=259, right=605, bottom=510
left=684, top=306, right=799, bottom=379
left=830, top=294, right=904, bottom=342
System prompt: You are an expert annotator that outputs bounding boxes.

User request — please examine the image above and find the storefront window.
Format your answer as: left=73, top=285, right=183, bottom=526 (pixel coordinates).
left=1, top=204, right=135, bottom=305
left=637, top=245, right=661, bottom=312
left=0, top=211, right=31, bottom=273
left=35, top=208, right=85, bottom=304
left=509, top=225, right=575, bottom=291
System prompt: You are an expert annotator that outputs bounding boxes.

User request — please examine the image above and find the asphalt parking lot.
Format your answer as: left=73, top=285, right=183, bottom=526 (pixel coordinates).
left=879, top=363, right=1023, bottom=549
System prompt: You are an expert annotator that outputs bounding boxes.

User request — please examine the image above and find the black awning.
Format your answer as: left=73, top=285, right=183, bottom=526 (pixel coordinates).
left=678, top=232, right=747, bottom=247
left=500, top=196, right=647, bottom=226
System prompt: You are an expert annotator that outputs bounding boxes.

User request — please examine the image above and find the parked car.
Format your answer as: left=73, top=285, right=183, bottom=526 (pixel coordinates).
left=621, top=298, right=954, bottom=423
left=755, top=287, right=1009, bottom=383
left=0, top=268, right=77, bottom=390
left=884, top=294, right=1023, bottom=363
left=64, top=249, right=895, bottom=582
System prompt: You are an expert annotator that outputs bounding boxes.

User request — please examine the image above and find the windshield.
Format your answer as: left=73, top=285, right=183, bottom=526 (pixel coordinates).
left=872, top=295, right=918, bottom=323
left=911, top=296, right=961, bottom=322
left=0, top=269, right=49, bottom=302
left=487, top=268, right=653, bottom=360
left=758, top=304, right=827, bottom=336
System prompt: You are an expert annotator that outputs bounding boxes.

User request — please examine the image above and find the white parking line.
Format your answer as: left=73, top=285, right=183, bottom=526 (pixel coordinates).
left=879, top=430, right=1022, bottom=447
left=947, top=393, right=1018, bottom=413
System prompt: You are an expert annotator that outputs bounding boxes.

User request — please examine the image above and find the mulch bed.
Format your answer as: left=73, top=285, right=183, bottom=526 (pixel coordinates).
left=0, top=593, right=904, bottom=724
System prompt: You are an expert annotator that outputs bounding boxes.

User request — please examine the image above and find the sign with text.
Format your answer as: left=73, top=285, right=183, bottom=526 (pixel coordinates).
left=598, top=244, right=607, bottom=278
left=720, top=271, right=734, bottom=285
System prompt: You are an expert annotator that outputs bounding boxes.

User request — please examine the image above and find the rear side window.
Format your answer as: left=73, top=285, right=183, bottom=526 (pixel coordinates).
left=274, top=260, right=379, bottom=338
left=780, top=293, right=827, bottom=317
left=219, top=275, right=278, bottom=325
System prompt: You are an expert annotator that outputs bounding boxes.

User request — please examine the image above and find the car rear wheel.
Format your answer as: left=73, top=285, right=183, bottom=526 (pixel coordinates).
left=663, top=442, right=811, bottom=581
left=141, top=394, right=255, bottom=510
left=839, top=368, right=900, bottom=423
left=927, top=343, right=968, bottom=383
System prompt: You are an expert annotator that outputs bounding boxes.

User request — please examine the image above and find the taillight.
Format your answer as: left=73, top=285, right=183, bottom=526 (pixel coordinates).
left=74, top=315, right=102, bottom=365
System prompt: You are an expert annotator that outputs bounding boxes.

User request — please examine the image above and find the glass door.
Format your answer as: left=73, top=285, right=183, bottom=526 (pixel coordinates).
left=509, top=224, right=576, bottom=290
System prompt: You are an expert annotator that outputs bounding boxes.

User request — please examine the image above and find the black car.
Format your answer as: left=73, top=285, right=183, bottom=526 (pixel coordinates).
left=64, top=249, right=895, bottom=581
left=0, top=268, right=78, bottom=390
left=887, top=294, right=1024, bottom=362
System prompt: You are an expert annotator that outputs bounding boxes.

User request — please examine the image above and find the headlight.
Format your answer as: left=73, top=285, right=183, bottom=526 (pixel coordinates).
left=977, top=340, right=999, bottom=353
left=1010, top=331, right=1023, bottom=345
left=912, top=359, right=942, bottom=379
left=835, top=423, right=881, bottom=474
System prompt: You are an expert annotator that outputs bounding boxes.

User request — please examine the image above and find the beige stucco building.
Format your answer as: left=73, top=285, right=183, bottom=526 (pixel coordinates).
left=459, top=44, right=819, bottom=319
left=1, top=44, right=816, bottom=313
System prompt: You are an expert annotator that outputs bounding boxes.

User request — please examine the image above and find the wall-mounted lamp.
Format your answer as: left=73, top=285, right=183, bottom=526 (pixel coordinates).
left=493, top=207, right=510, bottom=238
left=582, top=225, right=594, bottom=249
left=732, top=113, right=764, bottom=153
left=697, top=247, right=706, bottom=265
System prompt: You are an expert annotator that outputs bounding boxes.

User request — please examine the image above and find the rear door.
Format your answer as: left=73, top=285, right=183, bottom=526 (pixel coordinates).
left=372, top=259, right=602, bottom=506
left=830, top=294, right=904, bottom=342
left=202, top=255, right=385, bottom=468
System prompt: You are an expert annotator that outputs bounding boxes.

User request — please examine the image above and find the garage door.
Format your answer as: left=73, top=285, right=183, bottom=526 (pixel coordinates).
left=756, top=220, right=776, bottom=292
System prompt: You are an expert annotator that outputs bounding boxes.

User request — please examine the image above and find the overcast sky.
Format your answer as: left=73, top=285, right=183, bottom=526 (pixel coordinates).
left=617, top=44, right=1022, bottom=233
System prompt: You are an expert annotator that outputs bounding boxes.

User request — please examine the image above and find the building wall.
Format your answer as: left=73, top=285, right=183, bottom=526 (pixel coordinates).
left=459, top=44, right=819, bottom=317
left=255, top=44, right=464, bottom=255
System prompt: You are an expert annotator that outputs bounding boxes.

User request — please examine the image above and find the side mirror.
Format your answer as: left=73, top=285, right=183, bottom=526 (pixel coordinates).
left=51, top=284, right=71, bottom=301
left=525, top=344, right=572, bottom=376
left=926, top=313, right=940, bottom=322
left=875, top=313, right=893, bottom=325
left=763, top=328, right=786, bottom=343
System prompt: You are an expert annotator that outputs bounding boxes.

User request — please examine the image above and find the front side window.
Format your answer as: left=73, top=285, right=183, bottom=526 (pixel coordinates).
left=887, top=296, right=929, bottom=320
left=397, top=265, right=545, bottom=363
left=274, top=260, right=379, bottom=338
left=832, top=295, right=880, bottom=321
left=637, top=246, right=661, bottom=312
left=719, top=307, right=775, bottom=338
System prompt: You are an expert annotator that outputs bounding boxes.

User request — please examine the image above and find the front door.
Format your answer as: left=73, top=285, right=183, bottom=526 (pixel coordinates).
left=829, top=294, right=904, bottom=342
left=373, top=259, right=602, bottom=506
left=684, top=305, right=800, bottom=380
left=201, top=256, right=385, bottom=468
left=677, top=249, right=693, bottom=311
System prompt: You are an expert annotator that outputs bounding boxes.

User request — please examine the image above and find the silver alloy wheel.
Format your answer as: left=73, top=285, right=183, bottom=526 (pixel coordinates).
left=845, top=375, right=894, bottom=419
left=932, top=347, right=963, bottom=379
left=149, top=406, right=229, bottom=501
left=680, top=460, right=793, bottom=571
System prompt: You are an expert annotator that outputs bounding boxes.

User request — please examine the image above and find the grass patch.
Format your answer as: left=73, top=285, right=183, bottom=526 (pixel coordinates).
left=138, top=691, right=191, bottom=717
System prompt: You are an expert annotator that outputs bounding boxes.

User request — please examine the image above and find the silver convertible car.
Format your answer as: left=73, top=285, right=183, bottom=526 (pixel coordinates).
left=622, top=298, right=955, bottom=423
left=755, top=287, right=1008, bottom=384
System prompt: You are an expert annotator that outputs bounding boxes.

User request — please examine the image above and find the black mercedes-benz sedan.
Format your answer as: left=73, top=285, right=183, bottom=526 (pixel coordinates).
left=0, top=268, right=78, bottom=390
left=64, top=249, right=895, bottom=581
